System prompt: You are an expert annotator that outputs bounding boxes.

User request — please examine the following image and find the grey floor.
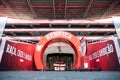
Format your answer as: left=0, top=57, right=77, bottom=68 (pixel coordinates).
left=0, top=71, right=120, bottom=80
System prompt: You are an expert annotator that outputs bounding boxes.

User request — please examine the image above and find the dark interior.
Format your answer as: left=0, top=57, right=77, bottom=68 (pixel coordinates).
left=46, top=53, right=74, bottom=71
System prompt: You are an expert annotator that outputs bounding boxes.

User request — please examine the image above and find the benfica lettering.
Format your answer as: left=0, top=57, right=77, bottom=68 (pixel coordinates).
left=45, top=32, right=72, bottom=40
left=5, top=44, right=32, bottom=61
left=89, top=44, right=114, bottom=60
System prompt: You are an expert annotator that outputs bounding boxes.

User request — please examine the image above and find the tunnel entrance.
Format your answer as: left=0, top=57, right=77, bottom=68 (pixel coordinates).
left=46, top=53, right=73, bottom=71
left=34, top=31, right=82, bottom=70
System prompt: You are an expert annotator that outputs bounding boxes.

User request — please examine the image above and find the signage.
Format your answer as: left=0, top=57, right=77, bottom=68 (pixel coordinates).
left=54, top=63, right=66, bottom=71
left=45, top=32, right=72, bottom=40
left=89, top=43, right=114, bottom=60
left=6, top=44, right=32, bottom=61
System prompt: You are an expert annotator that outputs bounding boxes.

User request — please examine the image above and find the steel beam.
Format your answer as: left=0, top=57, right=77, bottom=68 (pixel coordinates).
left=101, top=0, right=119, bottom=18
left=64, top=0, right=67, bottom=19
left=83, top=0, right=94, bottom=19
left=26, top=0, right=37, bottom=19
left=4, top=28, right=115, bottom=32
left=9, top=4, right=109, bottom=9
left=7, top=19, right=113, bottom=24
left=32, top=5, right=108, bottom=9
left=0, top=0, right=20, bottom=19
left=53, top=0, right=56, bottom=18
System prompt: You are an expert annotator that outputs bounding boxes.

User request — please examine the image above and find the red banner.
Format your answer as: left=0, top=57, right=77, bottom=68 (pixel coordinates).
left=86, top=40, right=119, bottom=70
left=0, top=40, right=35, bottom=70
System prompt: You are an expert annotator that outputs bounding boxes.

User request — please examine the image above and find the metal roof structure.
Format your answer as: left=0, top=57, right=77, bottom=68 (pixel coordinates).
left=0, top=0, right=120, bottom=20
left=0, top=0, right=120, bottom=42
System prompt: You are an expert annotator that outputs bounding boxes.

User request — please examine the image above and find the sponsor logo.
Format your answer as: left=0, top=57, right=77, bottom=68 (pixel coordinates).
left=6, top=44, right=32, bottom=61
left=89, top=44, right=114, bottom=60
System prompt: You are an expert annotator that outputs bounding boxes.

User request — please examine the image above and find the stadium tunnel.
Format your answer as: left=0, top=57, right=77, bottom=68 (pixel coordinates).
left=34, top=31, right=83, bottom=71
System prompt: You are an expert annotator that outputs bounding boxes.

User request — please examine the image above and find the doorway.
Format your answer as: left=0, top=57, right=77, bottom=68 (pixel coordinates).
left=46, top=53, right=73, bottom=71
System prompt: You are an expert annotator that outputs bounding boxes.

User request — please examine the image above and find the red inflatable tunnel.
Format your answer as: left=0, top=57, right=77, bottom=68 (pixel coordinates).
left=34, top=31, right=83, bottom=70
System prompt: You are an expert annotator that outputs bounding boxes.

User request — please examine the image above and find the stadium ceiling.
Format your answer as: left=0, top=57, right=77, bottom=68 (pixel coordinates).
left=0, top=0, right=120, bottom=21
left=0, top=0, right=120, bottom=42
